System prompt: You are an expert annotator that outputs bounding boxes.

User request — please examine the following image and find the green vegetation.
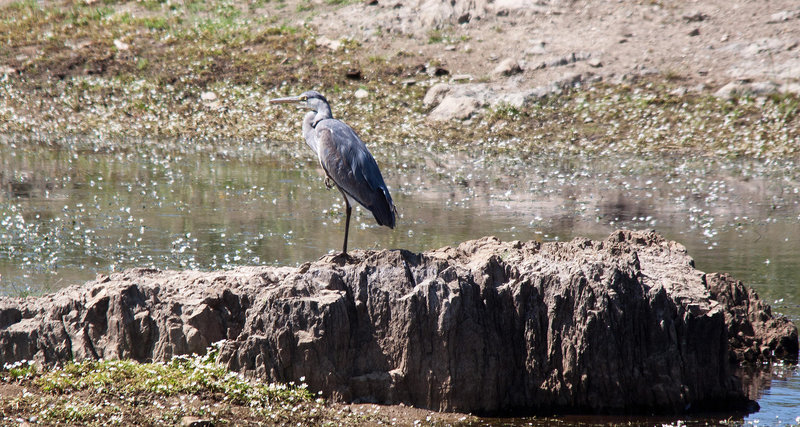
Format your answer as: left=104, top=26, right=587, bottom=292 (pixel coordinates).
left=428, top=29, right=445, bottom=44
left=1, top=345, right=381, bottom=425
left=2, top=360, right=37, bottom=381
left=296, top=1, right=313, bottom=12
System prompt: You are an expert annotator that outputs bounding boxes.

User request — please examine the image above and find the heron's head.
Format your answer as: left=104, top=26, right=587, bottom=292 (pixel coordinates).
left=269, top=90, right=330, bottom=113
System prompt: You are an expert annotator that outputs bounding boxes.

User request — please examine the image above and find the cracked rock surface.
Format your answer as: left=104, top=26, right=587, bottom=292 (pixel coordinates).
left=1, top=230, right=796, bottom=414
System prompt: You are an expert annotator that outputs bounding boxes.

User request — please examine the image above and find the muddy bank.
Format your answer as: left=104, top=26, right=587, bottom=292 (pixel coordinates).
left=0, top=230, right=797, bottom=414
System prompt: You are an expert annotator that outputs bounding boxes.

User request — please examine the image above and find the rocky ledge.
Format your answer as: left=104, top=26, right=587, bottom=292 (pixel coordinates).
left=1, top=230, right=796, bottom=415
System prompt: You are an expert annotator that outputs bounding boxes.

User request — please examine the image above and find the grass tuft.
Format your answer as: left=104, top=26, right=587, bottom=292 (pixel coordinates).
left=1, top=343, right=375, bottom=425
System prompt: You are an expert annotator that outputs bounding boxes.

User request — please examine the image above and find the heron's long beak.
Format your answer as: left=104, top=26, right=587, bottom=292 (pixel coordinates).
left=269, top=96, right=303, bottom=104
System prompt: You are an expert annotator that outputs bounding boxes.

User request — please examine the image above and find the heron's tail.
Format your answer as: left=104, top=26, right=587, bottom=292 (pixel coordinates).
left=370, top=188, right=396, bottom=229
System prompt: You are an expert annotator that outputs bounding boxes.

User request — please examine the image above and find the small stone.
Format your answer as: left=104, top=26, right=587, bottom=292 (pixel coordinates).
left=494, top=90, right=544, bottom=108
left=400, top=78, right=417, bottom=86
left=444, top=45, right=456, bottom=51
left=780, top=83, right=800, bottom=95
left=545, top=52, right=591, bottom=68
left=553, top=72, right=585, bottom=89
left=181, top=416, right=213, bottom=427
left=66, top=40, right=92, bottom=50
left=525, top=39, right=546, bottom=56
left=427, top=95, right=481, bottom=121
left=768, top=10, right=800, bottom=23
left=201, top=92, right=217, bottom=101
left=749, top=81, right=779, bottom=96
left=669, top=87, right=687, bottom=96
left=450, top=74, right=472, bottom=82
left=714, top=82, right=747, bottom=99
left=316, top=36, right=342, bottom=51
left=588, top=58, right=603, bottom=68
left=741, top=38, right=786, bottom=57
left=682, top=11, right=708, bottom=22
left=113, top=39, right=130, bottom=51
left=491, top=58, right=522, bottom=77
left=423, top=83, right=451, bottom=107
left=688, top=28, right=700, bottom=37
left=354, top=88, right=368, bottom=99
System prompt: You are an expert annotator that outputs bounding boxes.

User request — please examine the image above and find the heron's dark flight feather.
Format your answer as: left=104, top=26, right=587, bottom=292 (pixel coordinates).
left=315, top=121, right=395, bottom=228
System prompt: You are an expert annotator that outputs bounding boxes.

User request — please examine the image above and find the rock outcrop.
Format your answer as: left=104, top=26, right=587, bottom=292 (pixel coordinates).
left=0, top=230, right=796, bottom=415
left=706, top=273, right=799, bottom=364
left=422, top=72, right=598, bottom=121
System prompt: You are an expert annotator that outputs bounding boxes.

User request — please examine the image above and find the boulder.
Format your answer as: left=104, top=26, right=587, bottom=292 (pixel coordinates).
left=0, top=230, right=796, bottom=415
left=491, top=58, right=523, bottom=78
left=714, top=81, right=780, bottom=99
left=706, top=273, right=799, bottom=363
left=426, top=95, right=482, bottom=121
left=422, top=82, right=451, bottom=108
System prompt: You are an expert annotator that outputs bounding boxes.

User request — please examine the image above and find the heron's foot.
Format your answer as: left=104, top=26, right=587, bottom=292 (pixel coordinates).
left=330, top=251, right=353, bottom=265
left=324, top=176, right=334, bottom=190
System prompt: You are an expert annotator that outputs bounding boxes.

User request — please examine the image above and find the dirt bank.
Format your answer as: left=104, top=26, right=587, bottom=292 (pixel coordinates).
left=0, top=0, right=798, bottom=158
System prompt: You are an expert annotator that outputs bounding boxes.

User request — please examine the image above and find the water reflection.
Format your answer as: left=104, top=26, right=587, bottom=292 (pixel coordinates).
left=1, top=142, right=799, bottom=423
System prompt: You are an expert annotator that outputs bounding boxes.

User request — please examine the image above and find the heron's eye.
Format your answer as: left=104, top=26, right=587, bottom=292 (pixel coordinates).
left=300, top=96, right=307, bottom=101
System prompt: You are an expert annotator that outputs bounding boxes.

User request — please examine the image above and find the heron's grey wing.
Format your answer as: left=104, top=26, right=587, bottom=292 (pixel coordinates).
left=315, top=121, right=396, bottom=228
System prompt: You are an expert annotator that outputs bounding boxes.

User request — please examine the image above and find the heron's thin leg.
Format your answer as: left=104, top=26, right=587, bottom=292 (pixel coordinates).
left=336, top=186, right=352, bottom=254
left=343, top=198, right=352, bottom=254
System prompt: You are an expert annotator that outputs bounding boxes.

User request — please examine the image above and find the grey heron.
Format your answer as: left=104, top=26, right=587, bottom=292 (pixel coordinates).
left=269, top=90, right=396, bottom=255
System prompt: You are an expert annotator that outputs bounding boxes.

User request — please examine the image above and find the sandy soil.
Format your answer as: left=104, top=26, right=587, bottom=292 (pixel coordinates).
left=274, top=0, right=800, bottom=92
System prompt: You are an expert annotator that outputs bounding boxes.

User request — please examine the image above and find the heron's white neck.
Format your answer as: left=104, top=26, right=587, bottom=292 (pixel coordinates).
left=314, top=103, right=332, bottom=121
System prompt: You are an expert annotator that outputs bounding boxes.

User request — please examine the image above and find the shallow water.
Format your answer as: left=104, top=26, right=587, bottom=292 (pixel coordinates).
left=1, top=142, right=799, bottom=424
